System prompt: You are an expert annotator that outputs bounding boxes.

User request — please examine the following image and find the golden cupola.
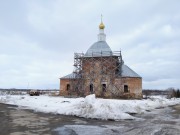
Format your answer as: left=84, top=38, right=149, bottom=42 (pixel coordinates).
left=99, top=22, right=105, bottom=29
left=99, top=15, right=105, bottom=29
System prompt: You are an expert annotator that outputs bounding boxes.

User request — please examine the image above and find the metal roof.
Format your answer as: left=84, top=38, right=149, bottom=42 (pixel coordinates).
left=61, top=64, right=141, bottom=79
left=85, top=41, right=112, bottom=57
left=60, top=73, right=76, bottom=79
left=121, top=64, right=141, bottom=78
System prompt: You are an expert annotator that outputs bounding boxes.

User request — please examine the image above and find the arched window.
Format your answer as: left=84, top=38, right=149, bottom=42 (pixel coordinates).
left=124, top=85, right=128, bottom=93
left=102, top=84, right=106, bottom=92
left=90, top=84, right=93, bottom=93
left=66, top=84, right=70, bottom=91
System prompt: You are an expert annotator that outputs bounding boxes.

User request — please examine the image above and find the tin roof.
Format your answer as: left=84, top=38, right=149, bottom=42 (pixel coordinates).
left=121, top=64, right=141, bottom=78
left=60, top=73, right=76, bottom=79
left=85, top=41, right=112, bottom=57
left=61, top=64, right=141, bottom=79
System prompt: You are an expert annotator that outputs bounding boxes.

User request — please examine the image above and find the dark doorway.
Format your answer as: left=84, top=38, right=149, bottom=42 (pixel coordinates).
left=124, top=85, right=128, bottom=93
left=102, top=84, right=106, bottom=92
left=90, top=84, right=93, bottom=93
left=66, top=84, right=70, bottom=91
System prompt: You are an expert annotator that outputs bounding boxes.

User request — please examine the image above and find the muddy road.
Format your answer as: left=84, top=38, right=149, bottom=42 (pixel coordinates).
left=0, top=103, right=180, bottom=135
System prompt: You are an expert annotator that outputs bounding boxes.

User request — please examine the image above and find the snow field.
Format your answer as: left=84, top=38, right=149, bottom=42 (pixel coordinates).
left=0, top=94, right=180, bottom=120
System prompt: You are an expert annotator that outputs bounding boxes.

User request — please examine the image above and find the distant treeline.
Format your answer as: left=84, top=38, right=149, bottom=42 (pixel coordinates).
left=0, top=88, right=59, bottom=96
left=142, top=89, right=170, bottom=95
left=143, top=88, right=180, bottom=98
left=0, top=88, right=59, bottom=91
left=170, top=89, right=180, bottom=98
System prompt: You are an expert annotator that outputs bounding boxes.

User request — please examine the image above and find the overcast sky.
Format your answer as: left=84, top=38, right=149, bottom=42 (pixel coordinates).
left=0, top=0, right=180, bottom=90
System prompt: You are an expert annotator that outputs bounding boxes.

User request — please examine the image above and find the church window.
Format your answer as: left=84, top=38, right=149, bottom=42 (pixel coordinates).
left=124, top=85, right=128, bottom=93
left=66, top=84, right=70, bottom=91
left=102, top=84, right=106, bottom=92
left=90, top=84, right=93, bottom=93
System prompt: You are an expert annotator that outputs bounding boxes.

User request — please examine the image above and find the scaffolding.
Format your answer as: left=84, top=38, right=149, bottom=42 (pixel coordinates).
left=68, top=51, right=124, bottom=97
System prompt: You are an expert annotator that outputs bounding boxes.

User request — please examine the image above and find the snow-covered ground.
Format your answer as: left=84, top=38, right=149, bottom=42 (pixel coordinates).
left=0, top=94, right=180, bottom=120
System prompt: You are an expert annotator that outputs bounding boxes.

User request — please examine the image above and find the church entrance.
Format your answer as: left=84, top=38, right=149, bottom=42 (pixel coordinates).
left=90, top=84, right=93, bottom=94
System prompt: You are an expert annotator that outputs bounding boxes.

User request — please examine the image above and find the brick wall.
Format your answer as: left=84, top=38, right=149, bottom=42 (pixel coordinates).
left=60, top=57, right=142, bottom=99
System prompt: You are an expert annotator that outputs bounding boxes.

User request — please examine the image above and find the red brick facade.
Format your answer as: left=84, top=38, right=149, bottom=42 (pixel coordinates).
left=60, top=57, right=142, bottom=99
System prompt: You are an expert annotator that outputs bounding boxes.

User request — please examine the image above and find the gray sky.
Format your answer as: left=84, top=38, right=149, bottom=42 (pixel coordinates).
left=0, top=0, right=180, bottom=90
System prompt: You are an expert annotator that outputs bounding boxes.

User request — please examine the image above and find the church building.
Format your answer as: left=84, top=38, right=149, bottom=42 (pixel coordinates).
left=59, top=19, right=142, bottom=99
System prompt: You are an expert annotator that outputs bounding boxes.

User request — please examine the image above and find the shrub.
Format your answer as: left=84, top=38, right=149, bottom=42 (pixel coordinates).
left=177, top=89, right=180, bottom=98
left=168, top=88, right=180, bottom=98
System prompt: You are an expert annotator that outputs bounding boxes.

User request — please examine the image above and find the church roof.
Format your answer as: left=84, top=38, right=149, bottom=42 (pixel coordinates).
left=85, top=41, right=112, bottom=57
left=121, top=64, right=141, bottom=78
left=60, top=73, right=76, bottom=79
left=61, top=20, right=141, bottom=80
left=61, top=64, right=141, bottom=79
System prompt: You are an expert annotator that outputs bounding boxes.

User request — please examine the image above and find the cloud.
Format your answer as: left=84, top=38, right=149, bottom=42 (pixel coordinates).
left=0, top=0, right=180, bottom=89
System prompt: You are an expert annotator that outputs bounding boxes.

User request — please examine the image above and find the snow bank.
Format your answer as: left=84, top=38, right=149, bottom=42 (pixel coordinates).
left=0, top=94, right=180, bottom=120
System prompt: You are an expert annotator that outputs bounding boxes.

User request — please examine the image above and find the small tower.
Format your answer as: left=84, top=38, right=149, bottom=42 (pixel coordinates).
left=98, top=15, right=106, bottom=41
